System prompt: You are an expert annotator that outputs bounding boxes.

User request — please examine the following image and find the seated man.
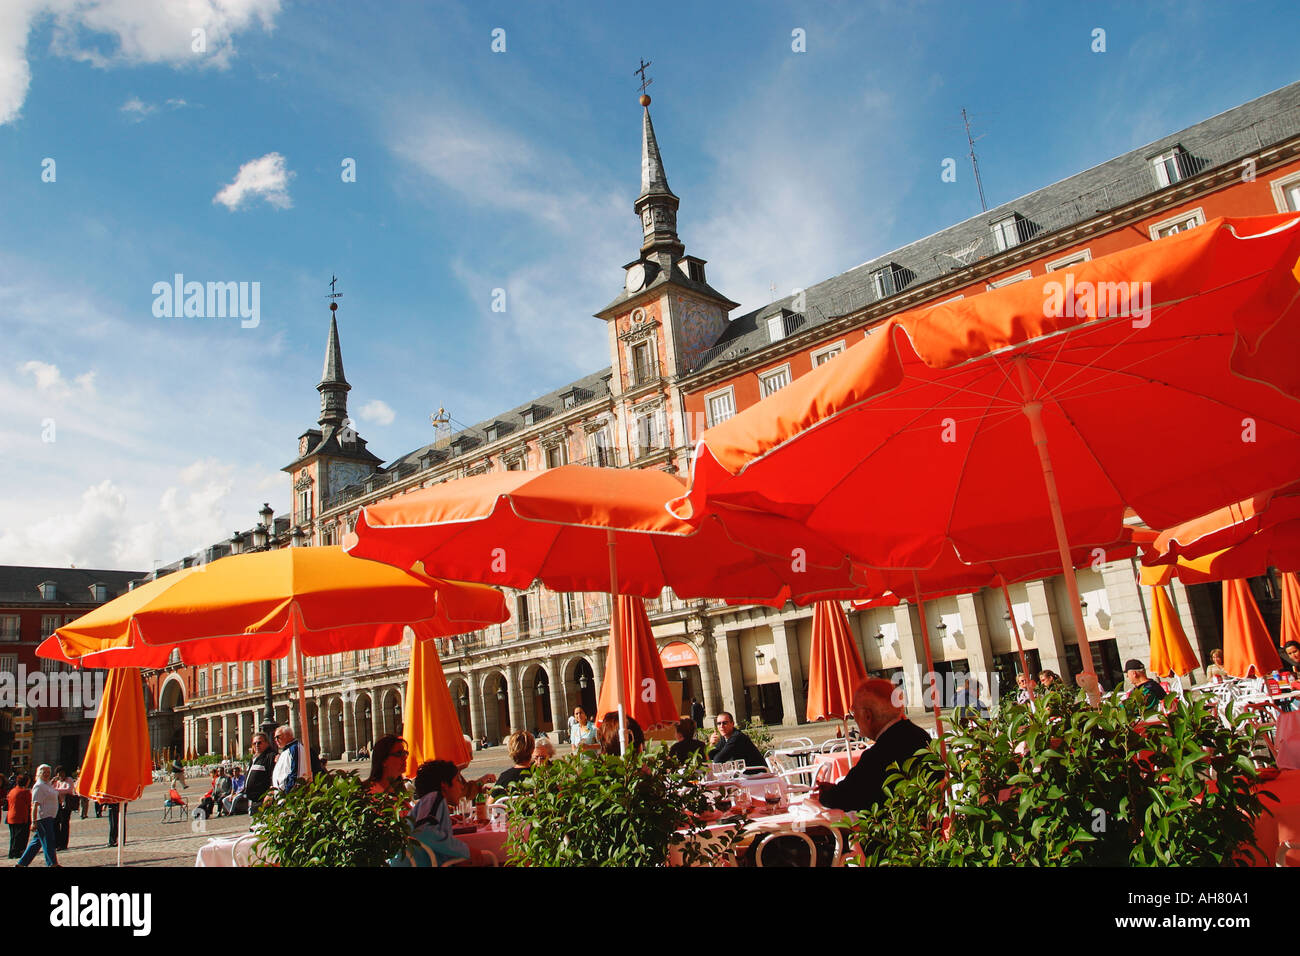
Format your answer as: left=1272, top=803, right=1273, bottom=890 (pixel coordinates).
left=815, top=679, right=932, bottom=812
left=1124, top=659, right=1168, bottom=710
left=706, top=712, right=765, bottom=772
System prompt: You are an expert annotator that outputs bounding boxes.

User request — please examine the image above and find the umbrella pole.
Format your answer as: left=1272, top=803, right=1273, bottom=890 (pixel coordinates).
left=1013, top=357, right=1099, bottom=704
left=998, top=576, right=1035, bottom=704
left=607, top=530, right=626, bottom=757
left=292, top=615, right=313, bottom=772
left=910, top=573, right=947, bottom=763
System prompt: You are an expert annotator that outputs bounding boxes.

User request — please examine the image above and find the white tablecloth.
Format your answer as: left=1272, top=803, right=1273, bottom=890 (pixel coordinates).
left=703, top=772, right=789, bottom=801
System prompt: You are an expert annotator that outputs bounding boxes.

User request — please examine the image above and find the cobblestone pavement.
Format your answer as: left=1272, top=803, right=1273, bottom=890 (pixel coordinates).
left=0, top=718, right=899, bottom=867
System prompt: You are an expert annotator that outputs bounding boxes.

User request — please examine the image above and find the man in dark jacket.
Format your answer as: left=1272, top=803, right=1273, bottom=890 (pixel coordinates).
left=1124, top=660, right=1168, bottom=710
left=816, top=679, right=932, bottom=812
left=707, top=712, right=766, bottom=772
left=226, top=732, right=275, bottom=814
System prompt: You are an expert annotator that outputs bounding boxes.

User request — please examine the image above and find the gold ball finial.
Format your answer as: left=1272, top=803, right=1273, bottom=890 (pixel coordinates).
left=329, top=302, right=337, bottom=311
left=639, top=94, right=651, bottom=107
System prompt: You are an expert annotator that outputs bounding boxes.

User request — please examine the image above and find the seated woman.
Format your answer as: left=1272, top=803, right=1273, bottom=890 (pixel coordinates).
left=364, top=734, right=410, bottom=796
left=409, top=761, right=492, bottom=866
left=598, top=713, right=645, bottom=755
left=493, top=731, right=535, bottom=798
left=668, top=718, right=706, bottom=762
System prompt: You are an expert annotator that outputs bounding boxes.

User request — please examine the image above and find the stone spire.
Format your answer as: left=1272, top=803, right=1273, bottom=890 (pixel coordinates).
left=634, top=95, right=683, bottom=270
left=317, top=302, right=351, bottom=429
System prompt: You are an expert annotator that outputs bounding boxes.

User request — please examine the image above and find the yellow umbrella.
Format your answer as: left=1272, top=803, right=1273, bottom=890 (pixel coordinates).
left=403, top=637, right=473, bottom=775
left=1146, top=585, right=1200, bottom=679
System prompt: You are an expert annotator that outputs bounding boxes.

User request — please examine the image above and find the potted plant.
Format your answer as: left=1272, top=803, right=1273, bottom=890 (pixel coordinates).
left=254, top=771, right=410, bottom=867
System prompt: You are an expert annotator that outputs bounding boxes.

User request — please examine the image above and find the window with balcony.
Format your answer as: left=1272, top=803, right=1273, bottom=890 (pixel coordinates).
left=811, top=341, right=845, bottom=367
left=0, top=616, right=19, bottom=641
left=759, top=365, right=791, bottom=397
left=515, top=594, right=532, bottom=637
left=40, top=614, right=60, bottom=639
left=213, top=667, right=222, bottom=694
left=634, top=410, right=660, bottom=457
left=198, top=671, right=206, bottom=696
left=296, top=488, right=313, bottom=525
left=545, top=443, right=567, bottom=469
left=1149, top=208, right=1205, bottom=240
left=631, top=341, right=655, bottom=386
left=0, top=654, right=17, bottom=675
left=705, top=388, right=736, bottom=427
left=565, top=592, right=583, bottom=628
left=589, top=428, right=613, bottom=467
left=228, top=663, right=238, bottom=690
left=1270, top=171, right=1300, bottom=213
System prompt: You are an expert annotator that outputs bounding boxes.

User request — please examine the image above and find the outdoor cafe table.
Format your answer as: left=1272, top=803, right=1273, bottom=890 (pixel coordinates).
left=670, top=795, right=846, bottom=866
left=194, top=823, right=511, bottom=867
left=812, top=747, right=864, bottom=783
left=702, top=771, right=791, bottom=801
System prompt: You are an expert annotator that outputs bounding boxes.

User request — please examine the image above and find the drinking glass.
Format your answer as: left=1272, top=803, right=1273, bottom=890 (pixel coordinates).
left=764, top=783, right=783, bottom=812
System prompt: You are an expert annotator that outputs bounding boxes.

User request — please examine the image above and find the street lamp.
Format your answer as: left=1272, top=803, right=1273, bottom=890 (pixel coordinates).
left=535, top=677, right=547, bottom=697
left=873, top=631, right=885, bottom=646
left=936, top=620, right=948, bottom=635
left=577, top=671, right=589, bottom=691
left=754, top=648, right=765, bottom=665
left=1080, top=599, right=1089, bottom=617
left=230, top=531, right=244, bottom=556
left=496, top=684, right=506, bottom=702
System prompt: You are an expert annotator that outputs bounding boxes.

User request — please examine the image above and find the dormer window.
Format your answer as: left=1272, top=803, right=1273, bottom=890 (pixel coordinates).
left=1151, top=147, right=1189, bottom=188
left=90, top=583, right=108, bottom=603
left=871, top=263, right=911, bottom=299
left=484, top=423, right=499, bottom=442
left=991, top=214, right=1028, bottom=252
left=521, top=406, right=539, bottom=427
left=38, top=581, right=57, bottom=601
left=561, top=390, right=580, bottom=410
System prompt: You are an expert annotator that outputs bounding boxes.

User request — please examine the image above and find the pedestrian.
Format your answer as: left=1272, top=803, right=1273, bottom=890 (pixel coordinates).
left=271, top=725, right=311, bottom=794
left=75, top=765, right=89, bottom=819
left=105, top=801, right=121, bottom=848
left=16, top=765, right=60, bottom=867
left=52, top=766, right=74, bottom=850
left=690, top=696, right=705, bottom=728
left=6, top=773, right=31, bottom=859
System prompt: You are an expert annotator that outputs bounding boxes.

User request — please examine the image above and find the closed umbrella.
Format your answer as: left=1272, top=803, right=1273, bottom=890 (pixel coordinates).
left=595, top=596, right=679, bottom=734
left=1222, top=578, right=1278, bottom=678
left=806, top=601, right=868, bottom=723
left=1146, top=585, right=1200, bottom=679
left=672, top=214, right=1300, bottom=695
left=66, top=666, right=151, bottom=866
left=1283, top=572, right=1300, bottom=647
left=403, top=637, right=472, bottom=776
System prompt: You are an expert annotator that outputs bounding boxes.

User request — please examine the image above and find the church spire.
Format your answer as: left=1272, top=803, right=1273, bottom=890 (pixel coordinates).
left=634, top=92, right=683, bottom=271
left=317, top=294, right=351, bottom=429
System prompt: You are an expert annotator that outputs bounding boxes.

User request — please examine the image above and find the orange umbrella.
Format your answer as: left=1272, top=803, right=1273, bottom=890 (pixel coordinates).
left=806, top=601, right=869, bottom=722
left=596, top=596, right=679, bottom=733
left=1146, top=585, right=1200, bottom=678
left=39, top=548, right=507, bottom=763
left=78, top=667, right=152, bottom=866
left=672, top=214, right=1300, bottom=692
left=1283, top=572, right=1300, bottom=646
left=403, top=636, right=473, bottom=775
left=1222, top=578, right=1279, bottom=678
left=348, top=466, right=867, bottom=753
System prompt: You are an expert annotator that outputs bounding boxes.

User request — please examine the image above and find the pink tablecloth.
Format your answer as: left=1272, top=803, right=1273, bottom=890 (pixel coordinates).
left=811, top=748, right=864, bottom=783
left=1248, top=768, right=1300, bottom=866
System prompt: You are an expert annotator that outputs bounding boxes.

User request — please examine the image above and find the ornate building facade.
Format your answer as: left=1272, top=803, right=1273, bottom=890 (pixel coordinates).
left=163, top=81, right=1300, bottom=757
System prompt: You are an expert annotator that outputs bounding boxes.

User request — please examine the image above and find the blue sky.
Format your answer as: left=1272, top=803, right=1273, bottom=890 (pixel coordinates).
left=1, top=0, right=1296, bottom=571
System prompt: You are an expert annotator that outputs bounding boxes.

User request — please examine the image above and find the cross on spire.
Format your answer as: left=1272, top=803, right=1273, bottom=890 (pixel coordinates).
left=635, top=58, right=653, bottom=95
left=327, top=275, right=343, bottom=301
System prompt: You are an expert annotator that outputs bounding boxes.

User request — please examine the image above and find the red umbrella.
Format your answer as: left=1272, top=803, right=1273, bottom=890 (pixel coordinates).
left=1283, top=572, right=1300, bottom=647
left=347, top=466, right=868, bottom=753
left=673, top=214, right=1300, bottom=693
left=596, top=596, right=679, bottom=732
left=806, top=601, right=869, bottom=722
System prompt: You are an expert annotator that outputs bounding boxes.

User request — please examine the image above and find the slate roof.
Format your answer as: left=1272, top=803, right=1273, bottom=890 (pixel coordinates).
left=688, top=80, right=1300, bottom=373
left=0, top=566, right=144, bottom=605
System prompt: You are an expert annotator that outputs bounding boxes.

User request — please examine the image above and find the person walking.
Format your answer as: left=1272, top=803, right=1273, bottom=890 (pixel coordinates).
left=6, top=773, right=31, bottom=859
left=105, top=801, right=121, bottom=848
left=16, top=765, right=60, bottom=867
left=52, top=766, right=73, bottom=851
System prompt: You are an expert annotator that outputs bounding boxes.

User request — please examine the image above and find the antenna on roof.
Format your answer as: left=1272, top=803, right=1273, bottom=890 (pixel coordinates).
left=962, top=108, right=988, bottom=213
left=430, top=406, right=452, bottom=447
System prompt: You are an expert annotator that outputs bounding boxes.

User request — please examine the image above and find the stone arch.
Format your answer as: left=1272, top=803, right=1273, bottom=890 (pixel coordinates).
left=519, top=662, right=553, bottom=734
left=353, top=691, right=374, bottom=753
left=382, top=688, right=403, bottom=736
left=478, top=669, right=509, bottom=745
left=155, top=676, right=186, bottom=756
left=563, top=655, right=598, bottom=719
left=305, top=701, right=319, bottom=754
left=446, top=678, right=472, bottom=737
left=326, top=696, right=345, bottom=759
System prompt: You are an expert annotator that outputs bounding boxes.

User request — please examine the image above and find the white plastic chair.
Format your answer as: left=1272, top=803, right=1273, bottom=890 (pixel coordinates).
left=778, top=737, right=814, bottom=751
left=776, top=766, right=817, bottom=793
left=820, top=738, right=848, bottom=754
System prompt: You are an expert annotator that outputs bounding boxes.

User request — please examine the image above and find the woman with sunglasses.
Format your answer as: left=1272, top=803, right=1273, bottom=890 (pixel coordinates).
left=364, top=734, right=411, bottom=795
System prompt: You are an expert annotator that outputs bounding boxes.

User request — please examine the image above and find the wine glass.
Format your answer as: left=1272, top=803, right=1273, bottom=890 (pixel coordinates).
left=732, top=759, right=747, bottom=779
left=763, top=783, right=783, bottom=812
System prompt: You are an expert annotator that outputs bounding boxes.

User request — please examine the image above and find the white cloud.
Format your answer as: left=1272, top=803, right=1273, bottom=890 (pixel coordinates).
left=213, top=152, right=294, bottom=210
left=0, top=0, right=280, bottom=126
left=120, top=94, right=189, bottom=121
left=358, top=399, right=395, bottom=426
left=19, top=359, right=95, bottom=398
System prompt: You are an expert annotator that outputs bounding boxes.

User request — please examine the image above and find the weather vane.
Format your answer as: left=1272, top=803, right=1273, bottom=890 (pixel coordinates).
left=327, top=275, right=343, bottom=311
left=635, top=58, right=653, bottom=96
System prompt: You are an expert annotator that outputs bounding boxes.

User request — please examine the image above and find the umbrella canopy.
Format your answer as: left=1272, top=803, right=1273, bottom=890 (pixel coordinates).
left=595, top=596, right=679, bottom=731
left=1222, top=578, right=1279, bottom=678
left=41, top=548, right=507, bottom=667
left=1146, top=585, right=1200, bottom=679
left=403, top=637, right=473, bottom=775
left=78, top=667, right=153, bottom=804
left=346, top=466, right=861, bottom=603
left=806, top=601, right=869, bottom=722
left=672, top=214, right=1300, bottom=685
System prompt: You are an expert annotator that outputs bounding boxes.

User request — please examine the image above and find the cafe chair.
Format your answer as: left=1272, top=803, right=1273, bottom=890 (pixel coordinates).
left=752, top=830, right=819, bottom=867
left=1276, top=841, right=1299, bottom=867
